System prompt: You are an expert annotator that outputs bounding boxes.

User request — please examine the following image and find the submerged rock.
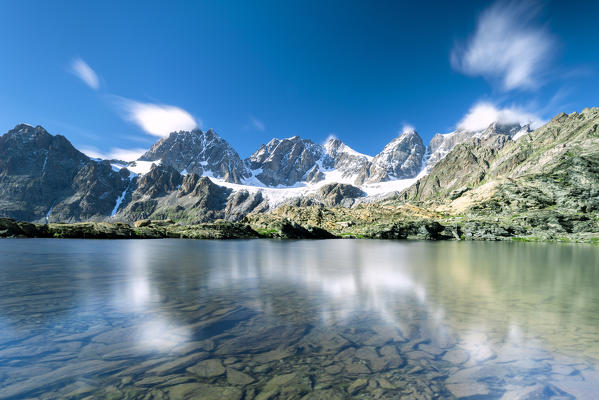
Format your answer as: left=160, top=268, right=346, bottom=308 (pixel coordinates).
left=186, top=359, right=225, bottom=378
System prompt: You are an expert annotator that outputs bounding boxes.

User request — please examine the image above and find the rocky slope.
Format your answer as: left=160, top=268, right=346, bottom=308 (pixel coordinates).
left=139, top=128, right=250, bottom=183
left=403, top=108, right=599, bottom=216
left=424, top=123, right=531, bottom=172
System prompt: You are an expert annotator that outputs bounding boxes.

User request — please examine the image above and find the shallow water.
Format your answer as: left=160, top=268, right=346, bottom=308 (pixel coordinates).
left=0, top=239, right=598, bottom=399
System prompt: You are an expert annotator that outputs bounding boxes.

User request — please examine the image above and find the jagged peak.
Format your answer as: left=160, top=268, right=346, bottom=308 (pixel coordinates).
left=7, top=123, right=49, bottom=137
left=382, top=130, right=423, bottom=151
left=266, top=138, right=281, bottom=147
left=324, top=137, right=372, bottom=160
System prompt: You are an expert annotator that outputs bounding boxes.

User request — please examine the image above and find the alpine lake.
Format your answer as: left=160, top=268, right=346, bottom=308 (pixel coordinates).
left=0, top=239, right=598, bottom=399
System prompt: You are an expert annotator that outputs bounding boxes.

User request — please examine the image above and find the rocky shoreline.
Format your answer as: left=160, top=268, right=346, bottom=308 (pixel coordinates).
left=2, top=210, right=598, bottom=243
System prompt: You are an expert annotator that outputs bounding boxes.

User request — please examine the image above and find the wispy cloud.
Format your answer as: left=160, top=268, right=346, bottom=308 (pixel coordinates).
left=324, top=133, right=338, bottom=143
left=457, top=101, right=544, bottom=131
left=116, top=99, right=199, bottom=137
left=248, top=115, right=265, bottom=131
left=451, top=1, right=554, bottom=91
left=70, top=58, right=100, bottom=90
left=401, top=124, right=416, bottom=134
left=81, top=146, right=147, bottom=162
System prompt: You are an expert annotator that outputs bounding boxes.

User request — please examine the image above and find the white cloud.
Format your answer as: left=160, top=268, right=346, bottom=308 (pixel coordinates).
left=70, top=58, right=99, bottom=90
left=81, top=146, right=147, bottom=161
left=120, top=100, right=198, bottom=137
left=401, top=124, right=416, bottom=134
left=451, top=1, right=554, bottom=91
left=457, top=101, right=544, bottom=131
left=248, top=115, right=265, bottom=131
left=324, top=133, right=338, bottom=143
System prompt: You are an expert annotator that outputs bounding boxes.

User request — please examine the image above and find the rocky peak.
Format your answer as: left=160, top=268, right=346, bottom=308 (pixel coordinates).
left=366, top=130, right=426, bottom=182
left=177, top=174, right=232, bottom=210
left=134, top=164, right=182, bottom=198
left=139, top=128, right=249, bottom=184
left=0, top=124, right=89, bottom=177
left=482, top=121, right=527, bottom=137
left=7, top=124, right=50, bottom=140
left=246, top=136, right=324, bottom=186
left=322, top=137, right=373, bottom=185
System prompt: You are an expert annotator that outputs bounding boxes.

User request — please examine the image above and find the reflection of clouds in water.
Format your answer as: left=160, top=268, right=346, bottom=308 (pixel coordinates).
left=207, top=240, right=431, bottom=330
left=204, top=240, right=591, bottom=368
left=113, top=241, right=190, bottom=352
left=136, top=318, right=190, bottom=352
left=461, top=331, right=495, bottom=363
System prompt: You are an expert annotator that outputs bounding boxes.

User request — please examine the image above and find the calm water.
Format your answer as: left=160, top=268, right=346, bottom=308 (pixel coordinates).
left=0, top=239, right=598, bottom=399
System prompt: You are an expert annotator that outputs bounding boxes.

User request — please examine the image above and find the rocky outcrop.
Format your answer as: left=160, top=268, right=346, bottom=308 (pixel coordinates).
left=317, top=183, right=366, bottom=207
left=0, top=217, right=261, bottom=239
left=224, top=190, right=268, bottom=221
left=139, top=128, right=250, bottom=183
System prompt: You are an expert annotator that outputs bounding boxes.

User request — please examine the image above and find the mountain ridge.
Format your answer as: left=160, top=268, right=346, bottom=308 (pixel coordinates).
left=0, top=109, right=576, bottom=227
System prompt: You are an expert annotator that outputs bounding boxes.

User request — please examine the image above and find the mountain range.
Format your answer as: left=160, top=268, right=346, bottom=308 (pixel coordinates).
left=2, top=107, right=593, bottom=232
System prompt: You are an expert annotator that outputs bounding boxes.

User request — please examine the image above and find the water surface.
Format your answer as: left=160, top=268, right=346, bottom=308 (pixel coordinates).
left=0, top=239, right=598, bottom=399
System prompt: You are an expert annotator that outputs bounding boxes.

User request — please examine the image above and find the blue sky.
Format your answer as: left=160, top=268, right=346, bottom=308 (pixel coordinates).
left=0, top=0, right=597, bottom=159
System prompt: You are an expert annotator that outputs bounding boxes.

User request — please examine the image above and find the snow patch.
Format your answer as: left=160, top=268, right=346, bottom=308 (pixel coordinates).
left=111, top=184, right=130, bottom=216
left=126, top=160, right=161, bottom=175
left=512, top=127, right=531, bottom=141
left=41, top=153, right=48, bottom=174
left=45, top=202, right=56, bottom=223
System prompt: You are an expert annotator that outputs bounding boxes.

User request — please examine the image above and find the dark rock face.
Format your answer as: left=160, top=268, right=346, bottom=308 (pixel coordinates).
left=139, top=129, right=250, bottom=184
left=178, top=174, right=231, bottom=211
left=117, top=171, right=266, bottom=224
left=224, top=190, right=268, bottom=221
left=135, top=164, right=182, bottom=198
left=318, top=183, right=365, bottom=207
left=247, top=136, right=324, bottom=187
left=0, top=124, right=124, bottom=222
left=365, top=130, right=426, bottom=183
left=51, top=161, right=132, bottom=222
